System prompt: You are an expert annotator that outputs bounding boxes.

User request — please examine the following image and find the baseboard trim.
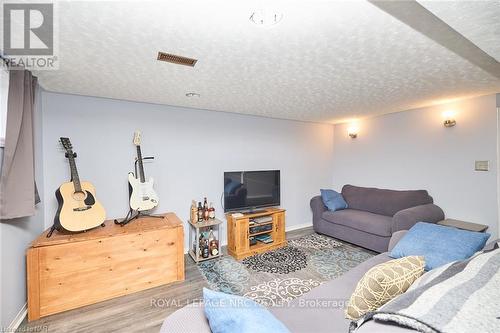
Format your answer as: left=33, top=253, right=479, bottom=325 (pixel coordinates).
left=286, top=222, right=313, bottom=232
left=8, top=303, right=27, bottom=330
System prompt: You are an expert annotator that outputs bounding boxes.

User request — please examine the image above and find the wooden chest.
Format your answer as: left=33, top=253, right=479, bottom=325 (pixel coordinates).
left=27, top=213, right=184, bottom=321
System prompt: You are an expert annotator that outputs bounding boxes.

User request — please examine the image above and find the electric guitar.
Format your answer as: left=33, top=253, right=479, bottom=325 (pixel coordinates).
left=54, top=138, right=106, bottom=232
left=128, top=131, right=159, bottom=211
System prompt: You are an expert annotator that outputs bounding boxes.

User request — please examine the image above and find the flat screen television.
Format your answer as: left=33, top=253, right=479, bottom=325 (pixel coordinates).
left=224, top=170, right=280, bottom=212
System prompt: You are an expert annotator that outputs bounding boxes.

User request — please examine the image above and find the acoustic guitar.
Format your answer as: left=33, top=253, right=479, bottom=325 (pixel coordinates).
left=128, top=131, right=159, bottom=211
left=54, top=137, right=106, bottom=232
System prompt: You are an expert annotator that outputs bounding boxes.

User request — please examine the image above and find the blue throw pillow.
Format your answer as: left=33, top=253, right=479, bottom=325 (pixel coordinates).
left=390, top=222, right=490, bottom=270
left=203, top=288, right=290, bottom=333
left=320, top=189, right=348, bottom=212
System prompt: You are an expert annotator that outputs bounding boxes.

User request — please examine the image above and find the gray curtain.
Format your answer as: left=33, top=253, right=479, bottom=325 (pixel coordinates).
left=0, top=70, right=38, bottom=219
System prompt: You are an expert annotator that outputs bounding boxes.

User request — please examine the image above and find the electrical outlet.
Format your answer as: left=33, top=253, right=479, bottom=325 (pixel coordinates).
left=475, top=160, right=489, bottom=171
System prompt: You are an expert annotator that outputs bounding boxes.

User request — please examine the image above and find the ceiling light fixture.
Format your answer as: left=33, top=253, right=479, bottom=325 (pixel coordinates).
left=250, top=9, right=283, bottom=27
left=185, top=92, right=200, bottom=98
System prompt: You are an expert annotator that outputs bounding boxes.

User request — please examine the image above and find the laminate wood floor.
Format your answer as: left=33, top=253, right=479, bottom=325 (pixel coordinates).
left=20, top=227, right=316, bottom=333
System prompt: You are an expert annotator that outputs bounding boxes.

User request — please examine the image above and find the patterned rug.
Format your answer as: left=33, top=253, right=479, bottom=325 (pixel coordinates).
left=198, top=233, right=374, bottom=306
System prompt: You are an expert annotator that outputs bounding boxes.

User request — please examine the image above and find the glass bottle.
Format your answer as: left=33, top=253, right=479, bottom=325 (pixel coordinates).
left=208, top=203, right=215, bottom=219
left=210, top=240, right=219, bottom=256
left=208, top=228, right=215, bottom=243
left=190, top=200, right=197, bottom=223
left=203, top=197, right=208, bottom=220
left=198, top=233, right=204, bottom=256
left=202, top=239, right=209, bottom=258
left=197, top=202, right=203, bottom=222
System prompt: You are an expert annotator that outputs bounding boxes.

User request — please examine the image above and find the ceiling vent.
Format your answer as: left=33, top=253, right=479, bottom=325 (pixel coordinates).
left=157, top=52, right=197, bottom=67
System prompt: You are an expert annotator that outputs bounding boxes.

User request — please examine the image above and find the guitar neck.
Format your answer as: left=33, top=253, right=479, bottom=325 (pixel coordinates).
left=136, top=146, right=146, bottom=183
left=67, top=154, right=82, bottom=192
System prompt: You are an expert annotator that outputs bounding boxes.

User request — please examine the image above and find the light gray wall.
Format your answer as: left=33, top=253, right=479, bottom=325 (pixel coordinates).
left=0, top=88, right=45, bottom=328
left=333, top=94, right=499, bottom=238
left=497, top=94, right=500, bottom=237
left=41, top=92, right=335, bottom=248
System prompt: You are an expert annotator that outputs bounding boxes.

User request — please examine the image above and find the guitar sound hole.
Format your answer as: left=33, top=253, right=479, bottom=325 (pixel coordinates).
left=73, top=191, right=87, bottom=201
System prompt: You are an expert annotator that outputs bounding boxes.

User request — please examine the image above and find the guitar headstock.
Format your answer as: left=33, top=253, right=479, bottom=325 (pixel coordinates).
left=133, top=130, right=142, bottom=146
left=60, top=137, right=76, bottom=157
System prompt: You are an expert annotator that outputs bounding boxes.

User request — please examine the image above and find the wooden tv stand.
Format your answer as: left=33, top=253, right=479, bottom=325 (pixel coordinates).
left=226, top=208, right=286, bottom=260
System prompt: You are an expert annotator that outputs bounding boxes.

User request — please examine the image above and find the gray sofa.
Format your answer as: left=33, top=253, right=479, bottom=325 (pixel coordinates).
left=160, top=231, right=408, bottom=333
left=311, top=185, right=445, bottom=252
left=160, top=233, right=497, bottom=333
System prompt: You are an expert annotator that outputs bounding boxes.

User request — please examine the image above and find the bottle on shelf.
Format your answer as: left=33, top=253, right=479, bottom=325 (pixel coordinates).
left=207, top=228, right=218, bottom=256
left=198, top=233, right=204, bottom=256
left=202, top=239, right=210, bottom=258
left=190, top=200, right=197, bottom=223
left=197, top=202, right=203, bottom=222
left=203, top=197, right=209, bottom=220
left=208, top=203, right=215, bottom=219
left=210, top=240, right=219, bottom=256
left=208, top=228, right=215, bottom=243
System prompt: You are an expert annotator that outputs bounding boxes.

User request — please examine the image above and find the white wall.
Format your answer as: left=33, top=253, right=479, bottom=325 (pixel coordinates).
left=497, top=94, right=500, bottom=237
left=333, top=94, right=498, bottom=238
left=41, top=92, right=335, bottom=249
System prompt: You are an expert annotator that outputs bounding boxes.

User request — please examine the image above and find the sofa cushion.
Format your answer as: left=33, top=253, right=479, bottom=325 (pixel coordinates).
left=345, top=256, right=425, bottom=320
left=322, top=209, right=393, bottom=237
left=341, top=185, right=433, bottom=217
left=203, top=288, right=290, bottom=333
left=390, top=222, right=490, bottom=270
left=320, top=189, right=348, bottom=212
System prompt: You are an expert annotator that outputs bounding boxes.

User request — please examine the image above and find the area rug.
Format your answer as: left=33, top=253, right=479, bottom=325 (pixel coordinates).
left=198, top=233, right=374, bottom=306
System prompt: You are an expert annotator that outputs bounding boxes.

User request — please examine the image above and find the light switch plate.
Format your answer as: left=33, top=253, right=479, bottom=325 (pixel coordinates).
left=475, top=160, right=489, bottom=171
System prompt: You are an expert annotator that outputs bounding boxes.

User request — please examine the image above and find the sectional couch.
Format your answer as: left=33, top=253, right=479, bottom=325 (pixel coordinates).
left=311, top=185, right=445, bottom=252
left=159, top=231, right=407, bottom=333
left=160, top=231, right=497, bottom=333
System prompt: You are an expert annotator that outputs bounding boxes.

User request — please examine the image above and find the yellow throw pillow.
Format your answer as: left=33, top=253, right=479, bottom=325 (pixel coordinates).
left=345, top=256, right=425, bottom=321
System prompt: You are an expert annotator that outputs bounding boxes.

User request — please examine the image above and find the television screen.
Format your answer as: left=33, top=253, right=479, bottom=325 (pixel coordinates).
left=224, top=170, right=280, bottom=212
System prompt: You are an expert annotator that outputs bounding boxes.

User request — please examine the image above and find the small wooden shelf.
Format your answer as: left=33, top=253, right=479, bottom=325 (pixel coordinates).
left=226, top=208, right=286, bottom=260
left=249, top=230, right=273, bottom=237
left=188, top=249, right=220, bottom=262
left=250, top=241, right=274, bottom=249
left=437, top=219, right=488, bottom=232
left=189, top=218, right=222, bottom=229
left=188, top=218, right=223, bottom=263
left=249, top=221, right=273, bottom=227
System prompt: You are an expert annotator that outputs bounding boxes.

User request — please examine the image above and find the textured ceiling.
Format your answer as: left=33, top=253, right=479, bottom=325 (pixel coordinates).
left=25, top=0, right=500, bottom=123
left=419, top=0, right=500, bottom=62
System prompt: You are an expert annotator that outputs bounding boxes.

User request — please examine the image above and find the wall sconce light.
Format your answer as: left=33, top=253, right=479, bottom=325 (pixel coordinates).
left=443, top=110, right=456, bottom=127
left=347, top=124, right=358, bottom=139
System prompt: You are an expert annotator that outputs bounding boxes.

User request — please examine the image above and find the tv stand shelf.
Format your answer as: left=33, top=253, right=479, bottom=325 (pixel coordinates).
left=226, top=208, right=286, bottom=260
left=249, top=229, right=273, bottom=237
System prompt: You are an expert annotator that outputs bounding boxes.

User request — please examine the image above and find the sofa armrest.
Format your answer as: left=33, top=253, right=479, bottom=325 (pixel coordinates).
left=483, top=239, right=499, bottom=251
left=392, top=204, right=444, bottom=233
left=388, top=230, right=408, bottom=252
left=310, top=195, right=327, bottom=225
